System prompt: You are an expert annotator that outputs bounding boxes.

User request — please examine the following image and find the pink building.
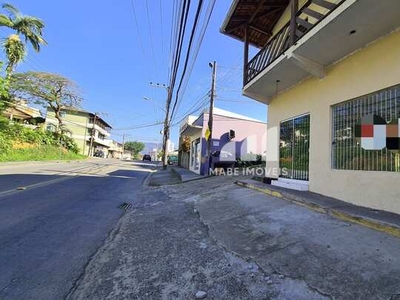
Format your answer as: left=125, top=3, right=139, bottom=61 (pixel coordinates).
left=178, top=108, right=267, bottom=175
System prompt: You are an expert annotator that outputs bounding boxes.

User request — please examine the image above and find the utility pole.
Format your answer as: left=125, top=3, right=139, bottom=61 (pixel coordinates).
left=89, top=113, right=98, bottom=156
left=122, top=134, right=126, bottom=150
left=150, top=82, right=172, bottom=170
left=207, top=61, right=217, bottom=174
left=122, top=133, right=126, bottom=159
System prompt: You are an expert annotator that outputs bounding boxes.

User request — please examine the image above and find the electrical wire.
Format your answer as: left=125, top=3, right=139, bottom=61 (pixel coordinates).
left=169, top=0, right=204, bottom=122
left=172, top=0, right=217, bottom=120
left=111, top=121, right=164, bottom=131
left=169, top=0, right=190, bottom=91
left=145, top=0, right=159, bottom=76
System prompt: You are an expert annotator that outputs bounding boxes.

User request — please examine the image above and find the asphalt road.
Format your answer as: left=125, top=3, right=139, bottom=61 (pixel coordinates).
left=0, top=159, right=155, bottom=300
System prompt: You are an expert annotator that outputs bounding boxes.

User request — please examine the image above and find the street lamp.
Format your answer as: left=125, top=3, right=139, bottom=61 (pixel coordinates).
left=143, top=97, right=166, bottom=113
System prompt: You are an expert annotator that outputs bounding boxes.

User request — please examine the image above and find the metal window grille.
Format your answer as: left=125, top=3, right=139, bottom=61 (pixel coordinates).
left=280, top=114, right=310, bottom=180
left=332, top=85, right=400, bottom=172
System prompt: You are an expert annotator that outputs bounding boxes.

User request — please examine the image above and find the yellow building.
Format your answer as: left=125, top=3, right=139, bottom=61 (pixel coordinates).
left=45, top=107, right=112, bottom=156
left=222, top=0, right=400, bottom=214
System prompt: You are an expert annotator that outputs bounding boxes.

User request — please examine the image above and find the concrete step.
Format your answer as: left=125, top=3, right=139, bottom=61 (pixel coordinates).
left=272, top=179, right=309, bottom=191
left=277, top=178, right=309, bottom=186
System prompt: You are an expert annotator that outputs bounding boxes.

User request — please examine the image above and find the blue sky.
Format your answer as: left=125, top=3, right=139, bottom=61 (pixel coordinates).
left=8, top=0, right=267, bottom=147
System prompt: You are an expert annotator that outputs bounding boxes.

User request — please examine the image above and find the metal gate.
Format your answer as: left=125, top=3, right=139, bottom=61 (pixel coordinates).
left=279, top=114, right=310, bottom=180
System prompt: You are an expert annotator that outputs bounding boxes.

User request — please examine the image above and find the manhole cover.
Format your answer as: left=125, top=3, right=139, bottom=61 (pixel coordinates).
left=118, top=202, right=132, bottom=211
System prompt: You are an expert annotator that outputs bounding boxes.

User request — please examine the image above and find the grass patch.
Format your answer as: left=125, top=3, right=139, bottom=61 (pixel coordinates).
left=0, top=145, right=86, bottom=162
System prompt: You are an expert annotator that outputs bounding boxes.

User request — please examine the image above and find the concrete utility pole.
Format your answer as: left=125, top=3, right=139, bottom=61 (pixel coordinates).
left=122, top=133, right=126, bottom=159
left=207, top=61, right=217, bottom=174
left=122, top=134, right=127, bottom=151
left=150, top=82, right=172, bottom=170
left=89, top=113, right=98, bottom=156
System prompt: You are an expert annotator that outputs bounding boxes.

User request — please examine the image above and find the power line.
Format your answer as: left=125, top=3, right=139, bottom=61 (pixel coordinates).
left=145, top=0, right=159, bottom=76
left=169, top=0, right=190, bottom=91
left=159, top=0, right=165, bottom=61
left=130, top=0, right=151, bottom=81
left=169, top=0, right=204, bottom=122
left=111, top=121, right=163, bottom=131
left=173, top=0, right=217, bottom=119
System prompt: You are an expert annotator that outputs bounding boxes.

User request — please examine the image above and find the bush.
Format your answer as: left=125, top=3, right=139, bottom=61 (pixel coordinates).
left=0, top=130, right=12, bottom=152
left=0, top=144, right=85, bottom=162
left=0, top=123, right=81, bottom=156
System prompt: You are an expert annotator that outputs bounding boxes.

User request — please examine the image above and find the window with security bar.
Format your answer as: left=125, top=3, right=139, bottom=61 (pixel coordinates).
left=332, top=85, right=400, bottom=172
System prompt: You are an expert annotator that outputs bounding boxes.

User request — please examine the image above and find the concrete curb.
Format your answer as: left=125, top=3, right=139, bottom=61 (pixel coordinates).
left=0, top=158, right=91, bottom=168
left=170, top=167, right=210, bottom=183
left=142, top=170, right=156, bottom=187
left=235, top=180, right=400, bottom=238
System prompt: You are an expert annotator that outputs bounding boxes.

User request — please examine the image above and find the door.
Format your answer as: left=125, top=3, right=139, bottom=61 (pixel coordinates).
left=279, top=114, right=310, bottom=181
left=190, top=138, right=201, bottom=172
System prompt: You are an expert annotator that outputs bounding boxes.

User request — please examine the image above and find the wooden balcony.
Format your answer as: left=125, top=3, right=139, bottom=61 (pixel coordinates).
left=245, top=0, right=344, bottom=85
left=222, top=0, right=400, bottom=103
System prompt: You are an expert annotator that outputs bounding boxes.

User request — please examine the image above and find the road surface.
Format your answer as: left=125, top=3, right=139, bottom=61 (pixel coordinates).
left=0, top=159, right=155, bottom=300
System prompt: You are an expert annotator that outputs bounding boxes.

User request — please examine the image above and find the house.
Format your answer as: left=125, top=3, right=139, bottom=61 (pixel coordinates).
left=221, top=0, right=400, bottom=214
left=106, top=140, right=123, bottom=159
left=3, top=100, right=44, bottom=128
left=178, top=107, right=266, bottom=175
left=45, top=107, right=112, bottom=156
left=122, top=150, right=132, bottom=160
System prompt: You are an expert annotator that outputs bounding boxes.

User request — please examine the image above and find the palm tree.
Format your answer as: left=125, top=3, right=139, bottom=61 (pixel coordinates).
left=0, top=3, right=47, bottom=75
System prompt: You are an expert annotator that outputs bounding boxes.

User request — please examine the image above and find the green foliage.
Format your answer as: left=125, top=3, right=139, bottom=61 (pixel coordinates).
left=10, top=72, right=82, bottom=132
left=0, top=61, right=12, bottom=113
left=124, top=141, right=145, bottom=158
left=0, top=123, right=80, bottom=156
left=0, top=144, right=85, bottom=162
left=0, top=130, right=12, bottom=152
left=0, top=3, right=47, bottom=75
left=3, top=34, right=25, bottom=74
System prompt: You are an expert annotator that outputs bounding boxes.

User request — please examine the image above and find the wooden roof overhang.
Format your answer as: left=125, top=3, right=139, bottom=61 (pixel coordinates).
left=221, top=0, right=290, bottom=49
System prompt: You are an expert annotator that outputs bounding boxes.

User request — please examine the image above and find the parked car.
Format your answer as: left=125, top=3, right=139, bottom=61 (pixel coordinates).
left=167, top=155, right=178, bottom=165
left=142, top=154, right=151, bottom=161
left=93, top=150, right=105, bottom=158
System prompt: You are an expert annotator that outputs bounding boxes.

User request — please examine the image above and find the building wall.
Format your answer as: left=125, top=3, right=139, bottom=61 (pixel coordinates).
left=200, top=113, right=267, bottom=174
left=45, top=110, right=90, bottom=155
left=266, top=28, right=400, bottom=214
left=202, top=113, right=267, bottom=155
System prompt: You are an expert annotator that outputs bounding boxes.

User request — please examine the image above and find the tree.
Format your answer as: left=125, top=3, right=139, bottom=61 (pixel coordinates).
left=124, top=141, right=145, bottom=159
left=10, top=72, right=82, bottom=132
left=0, top=3, right=47, bottom=75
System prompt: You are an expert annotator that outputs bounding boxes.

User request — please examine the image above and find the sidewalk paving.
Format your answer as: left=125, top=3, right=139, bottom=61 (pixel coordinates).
left=236, top=178, right=400, bottom=238
left=69, top=172, right=400, bottom=299
left=166, top=176, right=400, bottom=300
left=146, top=168, right=182, bottom=186
left=170, top=165, right=205, bottom=182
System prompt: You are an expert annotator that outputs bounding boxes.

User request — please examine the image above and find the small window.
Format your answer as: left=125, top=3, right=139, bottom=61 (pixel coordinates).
left=332, top=85, right=400, bottom=172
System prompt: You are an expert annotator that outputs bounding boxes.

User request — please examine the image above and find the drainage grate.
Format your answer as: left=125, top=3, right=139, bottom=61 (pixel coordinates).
left=118, top=202, right=132, bottom=211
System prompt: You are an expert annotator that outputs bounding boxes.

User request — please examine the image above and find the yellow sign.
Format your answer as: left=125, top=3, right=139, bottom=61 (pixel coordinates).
left=205, top=127, right=211, bottom=141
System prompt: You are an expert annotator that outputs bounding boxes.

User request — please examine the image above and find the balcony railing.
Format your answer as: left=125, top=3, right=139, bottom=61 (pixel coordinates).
left=245, top=0, right=345, bottom=85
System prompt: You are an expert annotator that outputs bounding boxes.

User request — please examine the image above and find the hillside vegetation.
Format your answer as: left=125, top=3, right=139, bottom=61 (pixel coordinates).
left=0, top=122, right=85, bottom=162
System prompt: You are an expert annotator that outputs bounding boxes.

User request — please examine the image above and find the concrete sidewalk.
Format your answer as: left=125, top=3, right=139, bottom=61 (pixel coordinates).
left=146, top=166, right=205, bottom=186
left=145, top=168, right=182, bottom=186
left=171, top=165, right=205, bottom=182
left=236, top=179, right=400, bottom=238
left=68, top=174, right=400, bottom=299
left=166, top=176, right=400, bottom=300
